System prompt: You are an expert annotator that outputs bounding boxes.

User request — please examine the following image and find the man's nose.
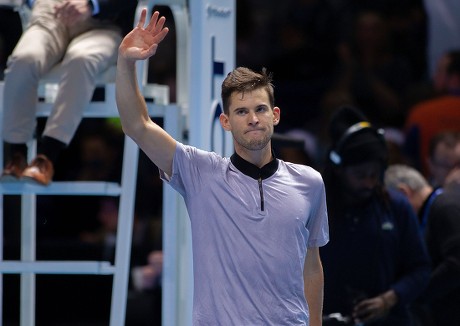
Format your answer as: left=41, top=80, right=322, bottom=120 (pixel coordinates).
left=248, top=112, right=259, bottom=125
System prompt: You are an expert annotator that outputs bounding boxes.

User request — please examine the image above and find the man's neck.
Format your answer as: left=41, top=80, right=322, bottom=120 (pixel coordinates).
left=234, top=146, right=273, bottom=168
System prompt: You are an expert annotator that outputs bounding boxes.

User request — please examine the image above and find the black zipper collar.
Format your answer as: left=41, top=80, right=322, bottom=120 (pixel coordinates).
left=230, top=151, right=279, bottom=180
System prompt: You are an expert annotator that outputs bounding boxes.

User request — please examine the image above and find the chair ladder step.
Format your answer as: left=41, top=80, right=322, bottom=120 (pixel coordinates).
left=0, top=181, right=122, bottom=195
left=0, top=260, right=115, bottom=274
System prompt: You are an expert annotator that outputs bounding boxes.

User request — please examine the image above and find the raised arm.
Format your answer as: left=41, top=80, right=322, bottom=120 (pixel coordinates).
left=116, top=9, right=176, bottom=176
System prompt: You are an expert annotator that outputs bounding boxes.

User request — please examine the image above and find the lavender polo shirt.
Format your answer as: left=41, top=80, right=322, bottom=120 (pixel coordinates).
left=161, top=142, right=329, bottom=325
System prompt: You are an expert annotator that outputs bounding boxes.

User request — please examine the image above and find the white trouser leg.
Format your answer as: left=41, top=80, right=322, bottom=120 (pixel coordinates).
left=43, top=28, right=121, bottom=144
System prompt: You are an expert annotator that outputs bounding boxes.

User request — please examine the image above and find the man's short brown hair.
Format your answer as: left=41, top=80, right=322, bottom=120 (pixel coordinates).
left=221, top=67, right=274, bottom=115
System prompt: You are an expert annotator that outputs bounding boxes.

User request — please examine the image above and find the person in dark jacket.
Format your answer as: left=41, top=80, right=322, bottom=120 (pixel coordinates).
left=320, top=106, right=431, bottom=326
left=385, top=164, right=460, bottom=326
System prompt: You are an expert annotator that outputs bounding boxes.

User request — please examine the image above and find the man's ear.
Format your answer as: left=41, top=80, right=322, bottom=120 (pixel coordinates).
left=396, top=183, right=413, bottom=198
left=219, top=113, right=231, bottom=131
left=273, top=106, right=281, bottom=126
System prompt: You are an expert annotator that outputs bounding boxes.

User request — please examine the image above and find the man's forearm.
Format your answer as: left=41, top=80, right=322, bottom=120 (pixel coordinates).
left=304, top=247, right=324, bottom=325
left=115, top=56, right=150, bottom=138
left=305, top=269, right=324, bottom=326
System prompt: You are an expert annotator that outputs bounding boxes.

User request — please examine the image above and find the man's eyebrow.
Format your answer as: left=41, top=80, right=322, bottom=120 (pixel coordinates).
left=231, top=106, right=247, bottom=112
left=229, top=106, right=246, bottom=112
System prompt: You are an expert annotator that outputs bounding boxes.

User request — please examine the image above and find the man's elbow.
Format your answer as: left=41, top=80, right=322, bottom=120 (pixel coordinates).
left=119, top=119, right=146, bottom=142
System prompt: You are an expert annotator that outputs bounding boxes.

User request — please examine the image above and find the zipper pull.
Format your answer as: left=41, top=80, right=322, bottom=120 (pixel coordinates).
left=258, top=177, right=264, bottom=211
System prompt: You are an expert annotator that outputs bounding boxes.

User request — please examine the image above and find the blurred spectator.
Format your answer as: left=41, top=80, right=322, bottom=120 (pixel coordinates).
left=79, top=195, right=163, bottom=267
left=236, top=0, right=281, bottom=70
left=132, top=250, right=163, bottom=293
left=236, top=0, right=264, bottom=68
left=1, top=0, right=137, bottom=185
left=404, top=50, right=460, bottom=174
left=67, top=123, right=122, bottom=182
left=320, top=106, right=430, bottom=325
left=427, top=130, right=460, bottom=188
left=78, top=196, right=163, bottom=325
left=385, top=0, right=427, bottom=82
left=128, top=250, right=163, bottom=325
left=79, top=197, right=119, bottom=252
left=272, top=128, right=319, bottom=168
left=385, top=164, right=460, bottom=326
left=431, top=49, right=460, bottom=93
left=321, top=9, right=413, bottom=131
left=267, top=0, right=342, bottom=132
left=423, top=0, right=460, bottom=79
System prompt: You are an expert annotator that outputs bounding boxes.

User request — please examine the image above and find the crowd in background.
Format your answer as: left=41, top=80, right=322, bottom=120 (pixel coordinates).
left=1, top=0, right=460, bottom=325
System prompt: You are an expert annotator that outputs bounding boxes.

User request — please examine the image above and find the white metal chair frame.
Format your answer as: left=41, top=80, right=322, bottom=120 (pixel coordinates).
left=0, top=0, right=188, bottom=325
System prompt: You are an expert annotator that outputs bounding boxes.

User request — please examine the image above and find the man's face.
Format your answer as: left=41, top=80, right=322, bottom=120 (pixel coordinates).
left=433, top=54, right=451, bottom=92
left=429, top=141, right=460, bottom=187
left=219, top=88, right=280, bottom=153
left=341, top=160, right=382, bottom=203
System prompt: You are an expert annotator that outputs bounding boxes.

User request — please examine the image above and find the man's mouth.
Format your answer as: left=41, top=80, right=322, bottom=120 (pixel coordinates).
left=245, top=128, right=264, bottom=134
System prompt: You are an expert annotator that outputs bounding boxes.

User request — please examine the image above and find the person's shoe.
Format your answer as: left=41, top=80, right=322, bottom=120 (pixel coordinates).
left=21, top=154, right=54, bottom=186
left=0, top=153, right=27, bottom=182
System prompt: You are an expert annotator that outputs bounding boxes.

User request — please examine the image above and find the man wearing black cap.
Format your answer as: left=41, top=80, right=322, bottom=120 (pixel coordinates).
left=320, top=106, right=431, bottom=325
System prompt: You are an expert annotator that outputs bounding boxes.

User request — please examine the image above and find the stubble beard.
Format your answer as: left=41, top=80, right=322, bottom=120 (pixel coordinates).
left=234, top=131, right=272, bottom=151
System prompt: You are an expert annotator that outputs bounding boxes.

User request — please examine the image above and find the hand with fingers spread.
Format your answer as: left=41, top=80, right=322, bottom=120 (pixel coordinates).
left=119, top=9, right=169, bottom=62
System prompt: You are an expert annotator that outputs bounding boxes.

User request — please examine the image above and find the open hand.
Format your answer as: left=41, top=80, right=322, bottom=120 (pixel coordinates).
left=119, top=9, right=169, bottom=62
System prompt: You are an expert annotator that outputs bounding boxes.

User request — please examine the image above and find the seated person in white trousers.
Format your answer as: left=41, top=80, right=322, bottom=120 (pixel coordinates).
left=1, top=0, right=136, bottom=185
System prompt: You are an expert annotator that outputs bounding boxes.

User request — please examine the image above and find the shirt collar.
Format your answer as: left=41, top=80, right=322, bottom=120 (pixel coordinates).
left=230, top=151, right=279, bottom=180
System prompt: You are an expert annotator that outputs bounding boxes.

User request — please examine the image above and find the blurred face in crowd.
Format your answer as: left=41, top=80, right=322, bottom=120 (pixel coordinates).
left=340, top=160, right=382, bottom=204
left=355, top=11, right=388, bottom=53
left=428, top=140, right=460, bottom=187
left=433, top=52, right=460, bottom=93
left=433, top=53, right=452, bottom=92
left=433, top=55, right=450, bottom=91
